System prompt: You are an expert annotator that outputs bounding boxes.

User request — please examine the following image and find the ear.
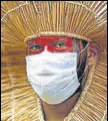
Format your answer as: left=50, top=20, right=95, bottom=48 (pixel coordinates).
left=87, top=42, right=101, bottom=66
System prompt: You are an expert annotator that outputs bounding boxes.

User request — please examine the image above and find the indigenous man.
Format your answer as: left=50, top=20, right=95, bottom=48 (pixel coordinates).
left=1, top=1, right=107, bottom=121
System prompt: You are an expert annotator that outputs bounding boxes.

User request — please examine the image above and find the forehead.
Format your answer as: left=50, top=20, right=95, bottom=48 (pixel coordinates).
left=27, top=36, right=72, bottom=44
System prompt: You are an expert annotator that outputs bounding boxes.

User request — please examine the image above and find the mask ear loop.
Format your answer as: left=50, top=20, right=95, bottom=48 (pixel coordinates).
left=77, top=43, right=90, bottom=92
left=78, top=64, right=89, bottom=81
left=77, top=42, right=89, bottom=72
left=77, top=63, right=89, bottom=93
left=78, top=43, right=89, bottom=56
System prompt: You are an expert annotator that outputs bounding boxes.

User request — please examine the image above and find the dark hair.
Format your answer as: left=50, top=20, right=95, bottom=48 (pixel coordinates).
left=76, top=40, right=88, bottom=92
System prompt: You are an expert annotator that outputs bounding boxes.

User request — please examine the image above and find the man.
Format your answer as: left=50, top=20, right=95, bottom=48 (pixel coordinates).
left=1, top=1, right=107, bottom=121
left=24, top=35, right=100, bottom=121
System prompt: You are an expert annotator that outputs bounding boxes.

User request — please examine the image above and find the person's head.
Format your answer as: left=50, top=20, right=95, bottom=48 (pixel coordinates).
left=25, top=35, right=101, bottom=104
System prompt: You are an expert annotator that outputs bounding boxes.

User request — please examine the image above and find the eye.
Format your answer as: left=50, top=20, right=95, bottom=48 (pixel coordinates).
left=30, top=44, right=42, bottom=51
left=55, top=41, right=67, bottom=48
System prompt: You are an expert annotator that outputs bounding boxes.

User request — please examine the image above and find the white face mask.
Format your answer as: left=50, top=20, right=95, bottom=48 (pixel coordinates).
left=25, top=44, right=89, bottom=104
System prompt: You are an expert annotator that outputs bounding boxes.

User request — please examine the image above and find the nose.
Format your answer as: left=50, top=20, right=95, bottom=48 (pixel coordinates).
left=44, top=46, right=48, bottom=52
left=41, top=46, right=51, bottom=54
left=40, top=45, right=52, bottom=57
left=37, top=67, right=55, bottom=76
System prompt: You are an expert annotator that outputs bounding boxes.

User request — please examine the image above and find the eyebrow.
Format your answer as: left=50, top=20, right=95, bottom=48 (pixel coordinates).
left=27, top=38, right=71, bottom=46
left=49, top=39, right=69, bottom=45
left=27, top=40, right=38, bottom=44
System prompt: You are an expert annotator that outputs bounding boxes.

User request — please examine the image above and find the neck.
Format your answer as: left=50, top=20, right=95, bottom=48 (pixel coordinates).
left=41, top=90, right=81, bottom=121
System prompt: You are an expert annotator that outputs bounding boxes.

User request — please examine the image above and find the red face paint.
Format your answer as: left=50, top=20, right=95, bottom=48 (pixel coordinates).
left=27, top=36, right=73, bottom=55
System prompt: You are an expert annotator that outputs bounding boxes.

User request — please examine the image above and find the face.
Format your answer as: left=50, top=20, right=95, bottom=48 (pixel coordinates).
left=25, top=36, right=81, bottom=104
left=25, top=36, right=100, bottom=104
left=26, top=36, right=73, bottom=55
